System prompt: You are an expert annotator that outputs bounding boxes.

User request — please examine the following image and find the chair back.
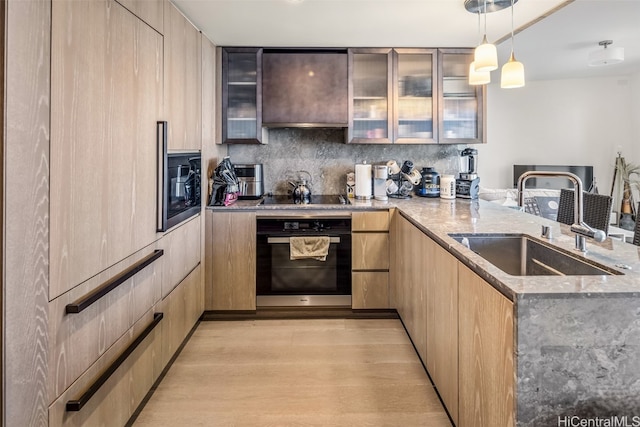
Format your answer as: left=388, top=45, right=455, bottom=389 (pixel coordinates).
left=556, top=189, right=612, bottom=234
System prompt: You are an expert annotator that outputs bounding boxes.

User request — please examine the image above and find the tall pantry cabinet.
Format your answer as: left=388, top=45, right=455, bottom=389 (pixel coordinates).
left=4, top=0, right=207, bottom=425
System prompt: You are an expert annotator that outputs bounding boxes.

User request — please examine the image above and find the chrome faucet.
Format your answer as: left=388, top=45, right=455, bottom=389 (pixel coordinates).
left=517, top=170, right=606, bottom=251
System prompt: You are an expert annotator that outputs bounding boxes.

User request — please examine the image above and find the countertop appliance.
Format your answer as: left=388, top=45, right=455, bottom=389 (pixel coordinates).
left=234, top=163, right=263, bottom=199
left=256, top=217, right=352, bottom=307
left=456, top=148, right=480, bottom=199
left=157, top=121, right=201, bottom=231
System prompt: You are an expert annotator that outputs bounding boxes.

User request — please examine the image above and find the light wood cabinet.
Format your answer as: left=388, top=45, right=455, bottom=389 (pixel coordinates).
left=426, top=238, right=459, bottom=425
left=48, top=309, right=164, bottom=427
left=47, top=244, right=163, bottom=404
left=160, top=265, right=203, bottom=367
left=352, top=211, right=390, bottom=309
left=352, top=233, right=389, bottom=270
left=458, top=264, right=514, bottom=427
left=207, top=211, right=257, bottom=310
left=116, top=0, right=163, bottom=33
left=50, top=0, right=162, bottom=299
left=390, top=213, right=428, bottom=362
left=163, top=0, right=202, bottom=150
left=158, top=215, right=202, bottom=298
left=352, top=272, right=389, bottom=309
left=352, top=210, right=390, bottom=231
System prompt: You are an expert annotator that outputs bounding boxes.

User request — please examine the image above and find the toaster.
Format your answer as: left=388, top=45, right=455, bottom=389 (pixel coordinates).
left=234, top=164, right=264, bottom=199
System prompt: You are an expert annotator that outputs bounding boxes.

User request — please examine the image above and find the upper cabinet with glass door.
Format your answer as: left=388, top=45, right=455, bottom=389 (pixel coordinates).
left=393, top=49, right=438, bottom=144
left=221, top=47, right=264, bottom=144
left=438, top=48, right=486, bottom=144
left=348, top=49, right=393, bottom=144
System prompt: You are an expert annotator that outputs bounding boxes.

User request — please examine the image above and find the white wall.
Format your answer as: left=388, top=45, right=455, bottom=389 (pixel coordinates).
left=478, top=74, right=637, bottom=192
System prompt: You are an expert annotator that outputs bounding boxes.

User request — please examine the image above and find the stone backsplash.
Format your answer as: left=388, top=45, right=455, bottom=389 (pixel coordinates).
left=227, top=128, right=465, bottom=195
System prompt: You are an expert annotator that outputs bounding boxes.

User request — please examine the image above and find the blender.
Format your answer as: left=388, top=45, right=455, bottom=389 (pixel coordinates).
left=456, top=148, right=480, bottom=199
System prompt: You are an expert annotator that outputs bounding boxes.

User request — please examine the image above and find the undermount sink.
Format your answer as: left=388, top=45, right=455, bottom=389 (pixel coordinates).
left=449, top=233, right=622, bottom=277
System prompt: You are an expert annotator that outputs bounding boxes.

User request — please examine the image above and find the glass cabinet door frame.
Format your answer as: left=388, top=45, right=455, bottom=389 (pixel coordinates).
left=392, top=48, right=439, bottom=144
left=437, top=48, right=486, bottom=145
left=347, top=48, right=393, bottom=144
left=221, top=47, right=264, bottom=144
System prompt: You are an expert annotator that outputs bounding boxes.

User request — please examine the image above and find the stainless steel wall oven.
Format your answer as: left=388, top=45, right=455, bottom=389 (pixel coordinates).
left=256, top=217, right=352, bottom=306
left=157, top=121, right=201, bottom=231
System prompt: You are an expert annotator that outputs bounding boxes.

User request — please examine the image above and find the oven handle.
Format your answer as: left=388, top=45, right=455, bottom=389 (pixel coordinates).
left=267, top=236, right=341, bottom=244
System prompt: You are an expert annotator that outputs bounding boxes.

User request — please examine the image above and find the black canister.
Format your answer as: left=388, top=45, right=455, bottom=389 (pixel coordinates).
left=416, top=167, right=440, bottom=198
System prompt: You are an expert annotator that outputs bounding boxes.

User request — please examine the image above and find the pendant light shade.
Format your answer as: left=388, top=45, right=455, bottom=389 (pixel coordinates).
left=469, top=61, right=490, bottom=85
left=499, top=0, right=525, bottom=88
left=500, top=52, right=525, bottom=88
left=588, top=40, right=624, bottom=67
left=474, top=36, right=498, bottom=72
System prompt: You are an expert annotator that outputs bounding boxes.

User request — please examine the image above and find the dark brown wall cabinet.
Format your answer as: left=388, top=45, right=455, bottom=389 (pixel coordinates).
left=262, top=49, right=348, bottom=127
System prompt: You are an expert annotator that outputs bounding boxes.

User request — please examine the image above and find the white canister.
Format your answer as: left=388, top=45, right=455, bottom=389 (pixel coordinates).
left=355, top=162, right=372, bottom=199
left=440, top=175, right=456, bottom=199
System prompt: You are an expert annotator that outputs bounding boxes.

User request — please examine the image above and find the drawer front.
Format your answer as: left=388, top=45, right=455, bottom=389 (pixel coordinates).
left=159, top=215, right=201, bottom=298
left=48, top=244, right=163, bottom=403
left=48, top=309, right=163, bottom=427
left=352, top=233, right=390, bottom=270
left=161, top=265, right=202, bottom=368
left=352, top=271, right=389, bottom=309
left=352, top=210, right=390, bottom=231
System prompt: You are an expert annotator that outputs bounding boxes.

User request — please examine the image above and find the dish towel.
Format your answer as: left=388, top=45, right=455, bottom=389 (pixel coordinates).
left=290, top=236, right=331, bottom=261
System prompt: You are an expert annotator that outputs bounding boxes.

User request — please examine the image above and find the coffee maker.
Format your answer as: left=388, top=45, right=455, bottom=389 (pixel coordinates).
left=373, top=165, right=389, bottom=201
left=456, top=148, right=480, bottom=199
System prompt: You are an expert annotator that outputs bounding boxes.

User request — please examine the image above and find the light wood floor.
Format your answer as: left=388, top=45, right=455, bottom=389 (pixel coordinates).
left=132, top=319, right=453, bottom=426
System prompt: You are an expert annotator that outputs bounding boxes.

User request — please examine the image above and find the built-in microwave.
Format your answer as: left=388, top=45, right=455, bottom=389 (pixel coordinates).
left=157, top=121, right=201, bottom=232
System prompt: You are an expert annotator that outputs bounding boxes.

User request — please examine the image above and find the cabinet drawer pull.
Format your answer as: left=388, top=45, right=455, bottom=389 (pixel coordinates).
left=66, top=249, right=164, bottom=314
left=66, top=312, right=164, bottom=412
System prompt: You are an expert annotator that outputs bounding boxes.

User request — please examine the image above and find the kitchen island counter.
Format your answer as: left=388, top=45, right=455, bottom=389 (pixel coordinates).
left=208, top=196, right=640, bottom=425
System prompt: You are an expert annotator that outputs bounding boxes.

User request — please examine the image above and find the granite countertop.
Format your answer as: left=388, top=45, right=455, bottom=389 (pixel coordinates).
left=207, top=196, right=640, bottom=301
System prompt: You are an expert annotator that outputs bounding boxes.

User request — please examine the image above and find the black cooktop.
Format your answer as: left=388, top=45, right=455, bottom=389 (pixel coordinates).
left=262, top=194, right=348, bottom=205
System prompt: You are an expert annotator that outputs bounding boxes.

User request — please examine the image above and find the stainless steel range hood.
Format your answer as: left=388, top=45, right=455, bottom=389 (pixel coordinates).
left=262, top=49, right=348, bottom=128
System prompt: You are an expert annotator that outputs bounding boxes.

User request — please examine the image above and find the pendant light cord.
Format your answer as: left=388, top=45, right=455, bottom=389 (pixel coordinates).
left=510, top=0, right=515, bottom=54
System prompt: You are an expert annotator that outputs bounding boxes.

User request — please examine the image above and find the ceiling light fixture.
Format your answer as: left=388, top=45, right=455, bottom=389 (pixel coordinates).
left=469, top=12, right=490, bottom=85
left=588, top=40, right=624, bottom=67
left=473, top=0, right=498, bottom=72
left=500, top=0, right=525, bottom=88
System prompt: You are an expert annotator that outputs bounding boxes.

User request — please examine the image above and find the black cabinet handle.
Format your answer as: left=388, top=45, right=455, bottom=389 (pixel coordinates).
left=65, top=249, right=164, bottom=314
left=66, top=312, right=164, bottom=412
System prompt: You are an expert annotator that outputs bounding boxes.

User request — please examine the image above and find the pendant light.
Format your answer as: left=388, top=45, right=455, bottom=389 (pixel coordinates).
left=474, top=0, right=498, bottom=72
left=469, top=12, right=490, bottom=85
left=500, top=0, right=525, bottom=88
left=588, top=40, right=624, bottom=67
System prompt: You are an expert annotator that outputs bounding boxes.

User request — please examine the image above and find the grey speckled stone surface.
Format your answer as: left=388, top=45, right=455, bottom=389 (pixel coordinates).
left=517, top=297, right=640, bottom=426
left=228, top=128, right=462, bottom=195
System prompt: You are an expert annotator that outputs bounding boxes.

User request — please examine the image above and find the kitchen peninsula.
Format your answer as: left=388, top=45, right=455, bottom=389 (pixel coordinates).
left=207, top=197, right=640, bottom=427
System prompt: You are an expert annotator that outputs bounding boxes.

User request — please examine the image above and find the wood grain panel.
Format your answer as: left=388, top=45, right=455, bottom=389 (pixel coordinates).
left=209, top=212, right=257, bottom=310
left=391, top=215, right=427, bottom=363
left=158, top=215, right=201, bottom=298
left=48, top=309, right=163, bottom=427
left=458, top=264, right=515, bottom=427
left=163, top=0, right=201, bottom=150
left=50, top=0, right=162, bottom=299
left=48, top=244, right=162, bottom=403
left=426, top=238, right=459, bottom=425
left=352, top=210, right=390, bottom=231
left=116, top=0, right=163, bottom=33
left=4, top=0, right=51, bottom=424
left=160, top=266, right=201, bottom=367
left=352, top=233, right=389, bottom=270
left=352, top=272, right=389, bottom=309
